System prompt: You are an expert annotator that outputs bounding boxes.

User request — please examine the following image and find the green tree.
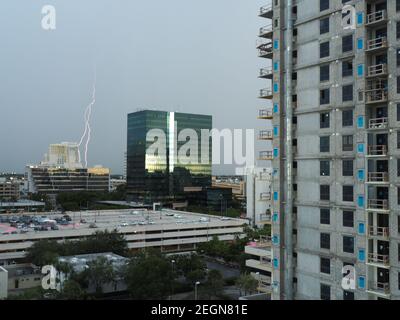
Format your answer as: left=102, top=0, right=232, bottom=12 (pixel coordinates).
left=84, top=256, right=115, bottom=295
left=203, top=269, right=224, bottom=298
left=125, top=249, right=174, bottom=300
left=26, top=239, right=63, bottom=266
left=235, top=273, right=258, bottom=296
left=61, top=279, right=86, bottom=300
left=172, top=253, right=206, bottom=279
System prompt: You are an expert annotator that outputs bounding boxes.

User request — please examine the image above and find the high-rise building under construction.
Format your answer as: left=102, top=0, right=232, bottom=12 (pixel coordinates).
left=257, top=0, right=400, bottom=300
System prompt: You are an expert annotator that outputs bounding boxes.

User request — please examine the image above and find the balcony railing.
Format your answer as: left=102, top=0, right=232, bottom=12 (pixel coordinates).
left=367, top=172, right=388, bottom=183
left=368, top=281, right=390, bottom=294
left=259, top=151, right=273, bottom=160
left=365, top=90, right=388, bottom=104
left=367, top=64, right=387, bottom=77
left=259, top=4, right=273, bottom=18
left=368, top=117, right=388, bottom=129
left=367, top=199, right=389, bottom=210
left=367, top=145, right=388, bottom=156
left=367, top=253, right=389, bottom=265
left=259, top=88, right=273, bottom=99
left=259, top=213, right=272, bottom=223
left=367, top=37, right=388, bottom=51
left=257, top=40, right=273, bottom=58
left=258, top=130, right=273, bottom=140
left=259, top=67, right=273, bottom=79
left=259, top=24, right=273, bottom=38
left=258, top=109, right=273, bottom=119
left=366, top=10, right=387, bottom=25
left=259, top=192, right=271, bottom=201
left=368, top=226, right=389, bottom=238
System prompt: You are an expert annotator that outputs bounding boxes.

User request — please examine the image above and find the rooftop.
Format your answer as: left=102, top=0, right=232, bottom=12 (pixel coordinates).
left=0, top=208, right=247, bottom=240
left=59, top=252, right=129, bottom=273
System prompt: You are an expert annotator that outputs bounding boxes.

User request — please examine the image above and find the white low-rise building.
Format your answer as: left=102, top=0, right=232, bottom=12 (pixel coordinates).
left=245, top=167, right=272, bottom=227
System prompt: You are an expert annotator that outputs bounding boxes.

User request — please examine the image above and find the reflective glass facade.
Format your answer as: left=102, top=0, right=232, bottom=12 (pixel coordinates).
left=127, top=110, right=212, bottom=201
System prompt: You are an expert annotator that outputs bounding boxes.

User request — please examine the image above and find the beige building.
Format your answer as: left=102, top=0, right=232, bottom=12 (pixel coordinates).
left=0, top=178, right=19, bottom=201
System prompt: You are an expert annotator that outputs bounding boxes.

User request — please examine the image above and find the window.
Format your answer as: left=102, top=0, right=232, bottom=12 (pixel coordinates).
left=398, top=21, right=400, bottom=39
left=343, top=236, right=354, bottom=253
left=342, top=34, right=353, bottom=53
left=343, top=211, right=354, bottom=227
left=398, top=272, right=400, bottom=291
left=398, top=159, right=400, bottom=176
left=342, top=109, right=353, bottom=127
left=320, top=233, right=330, bottom=250
left=342, top=159, right=353, bottom=176
left=342, top=60, right=353, bottom=77
left=320, top=160, right=330, bottom=176
left=398, top=131, right=400, bottom=149
left=320, top=136, right=330, bottom=152
left=397, top=104, right=400, bottom=121
left=343, top=291, right=354, bottom=300
left=398, top=77, right=400, bottom=94
left=343, top=186, right=354, bottom=202
left=320, top=112, right=330, bottom=128
left=396, top=189, right=400, bottom=207
left=397, top=49, right=400, bottom=66
left=320, top=64, right=330, bottom=82
left=320, top=185, right=330, bottom=201
left=320, top=88, right=330, bottom=104
left=320, top=208, right=330, bottom=224
left=342, top=84, right=353, bottom=102
left=342, top=135, right=353, bottom=151
left=320, top=17, right=329, bottom=34
left=320, top=0, right=329, bottom=11
left=320, top=257, right=330, bottom=274
left=320, top=42, right=330, bottom=58
left=320, top=284, right=331, bottom=300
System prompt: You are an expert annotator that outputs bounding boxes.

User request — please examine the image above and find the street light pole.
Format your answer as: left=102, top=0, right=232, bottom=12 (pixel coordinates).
left=170, top=259, right=176, bottom=300
left=194, top=281, right=200, bottom=300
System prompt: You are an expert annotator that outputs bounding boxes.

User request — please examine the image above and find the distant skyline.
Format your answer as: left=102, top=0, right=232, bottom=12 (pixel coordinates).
left=0, top=0, right=269, bottom=175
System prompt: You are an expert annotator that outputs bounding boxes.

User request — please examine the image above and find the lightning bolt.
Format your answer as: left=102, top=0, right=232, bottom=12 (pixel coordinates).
left=78, top=67, right=96, bottom=168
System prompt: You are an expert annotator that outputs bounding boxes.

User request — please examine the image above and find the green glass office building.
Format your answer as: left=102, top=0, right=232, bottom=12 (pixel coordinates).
left=127, top=110, right=212, bottom=201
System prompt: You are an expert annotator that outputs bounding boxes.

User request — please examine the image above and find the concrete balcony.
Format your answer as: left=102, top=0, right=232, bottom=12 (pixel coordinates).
left=258, top=151, right=273, bottom=161
left=259, top=213, right=272, bottom=224
left=367, top=281, right=390, bottom=297
left=259, top=192, right=271, bottom=201
left=257, top=40, right=273, bottom=59
left=368, top=226, right=389, bottom=238
left=367, top=145, right=388, bottom=157
left=245, top=259, right=272, bottom=273
left=258, top=130, right=273, bottom=140
left=259, top=24, right=273, bottom=39
left=366, top=37, right=388, bottom=52
left=367, top=199, right=389, bottom=211
left=368, top=117, right=388, bottom=130
left=366, top=10, right=387, bottom=26
left=365, top=89, right=388, bottom=104
left=259, top=4, right=273, bottom=19
left=259, top=67, right=273, bottom=79
left=367, top=172, right=389, bottom=184
left=258, top=109, right=273, bottom=119
left=367, top=253, right=389, bottom=268
left=367, top=64, right=388, bottom=78
left=259, top=88, right=273, bottom=99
